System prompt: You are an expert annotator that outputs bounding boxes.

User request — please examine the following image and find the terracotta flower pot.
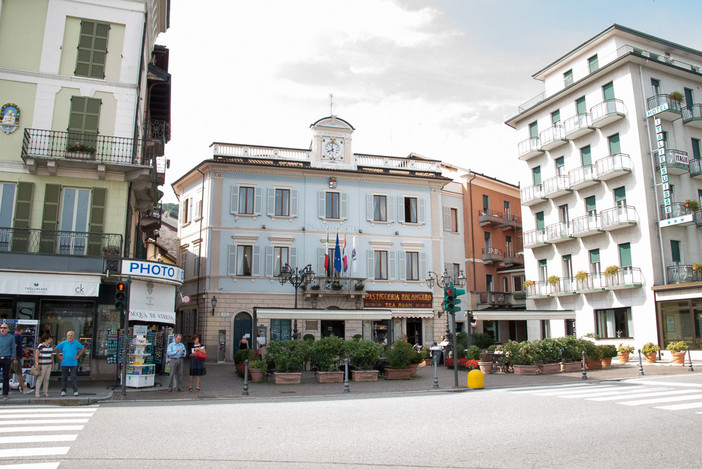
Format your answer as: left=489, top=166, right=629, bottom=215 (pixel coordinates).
left=671, top=351, right=686, bottom=365
left=478, top=361, right=493, bottom=374
left=561, top=361, right=582, bottom=372
left=644, top=352, right=657, bottom=364
left=272, top=372, right=302, bottom=384
left=617, top=352, right=630, bottom=363
left=249, top=367, right=266, bottom=382
left=585, top=360, right=602, bottom=370
left=384, top=367, right=413, bottom=380
left=351, top=370, right=379, bottom=382
left=513, top=364, right=539, bottom=375
left=540, top=363, right=561, bottom=374
left=408, top=363, right=419, bottom=377
left=315, top=371, right=344, bottom=383
left=600, top=357, right=612, bottom=367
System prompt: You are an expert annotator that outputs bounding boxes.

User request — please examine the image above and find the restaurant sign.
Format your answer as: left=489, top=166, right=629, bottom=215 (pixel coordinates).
left=364, top=291, right=433, bottom=308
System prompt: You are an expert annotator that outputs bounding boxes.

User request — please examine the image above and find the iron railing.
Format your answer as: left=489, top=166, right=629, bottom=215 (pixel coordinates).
left=22, top=129, right=143, bottom=166
left=0, top=227, right=122, bottom=257
left=666, top=265, right=702, bottom=284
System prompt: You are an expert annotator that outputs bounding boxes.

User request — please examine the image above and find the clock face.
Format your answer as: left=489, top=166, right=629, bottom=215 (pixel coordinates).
left=324, top=141, right=342, bottom=159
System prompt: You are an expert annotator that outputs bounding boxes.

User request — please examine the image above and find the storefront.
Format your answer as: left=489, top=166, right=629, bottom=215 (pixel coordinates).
left=653, top=284, right=702, bottom=352
left=364, top=291, right=435, bottom=346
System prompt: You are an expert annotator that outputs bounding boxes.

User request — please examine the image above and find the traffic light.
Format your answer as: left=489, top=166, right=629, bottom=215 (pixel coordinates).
left=453, top=287, right=466, bottom=313
left=115, top=282, right=127, bottom=311
left=443, top=282, right=455, bottom=315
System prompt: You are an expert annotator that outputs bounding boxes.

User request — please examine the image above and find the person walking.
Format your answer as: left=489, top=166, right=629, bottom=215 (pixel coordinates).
left=238, top=335, right=249, bottom=350
left=33, top=333, right=55, bottom=398
left=167, top=334, right=186, bottom=392
left=188, top=333, right=206, bottom=392
left=0, top=323, right=16, bottom=401
left=11, top=324, right=31, bottom=394
left=55, top=331, right=84, bottom=396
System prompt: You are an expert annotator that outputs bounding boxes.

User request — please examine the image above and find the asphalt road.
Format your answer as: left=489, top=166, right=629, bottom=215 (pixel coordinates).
left=4, top=373, right=702, bottom=468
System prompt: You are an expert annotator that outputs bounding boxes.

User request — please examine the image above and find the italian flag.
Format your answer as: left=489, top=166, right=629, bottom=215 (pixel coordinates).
left=324, top=231, right=330, bottom=272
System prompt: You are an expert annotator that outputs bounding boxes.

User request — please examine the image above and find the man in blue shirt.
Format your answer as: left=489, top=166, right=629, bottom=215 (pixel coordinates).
left=167, top=334, right=186, bottom=392
left=55, top=331, right=85, bottom=397
left=0, top=323, right=16, bottom=400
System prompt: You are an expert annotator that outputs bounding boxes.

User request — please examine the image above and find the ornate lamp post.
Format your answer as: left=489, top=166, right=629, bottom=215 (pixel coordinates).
left=277, top=263, right=315, bottom=339
left=211, top=296, right=217, bottom=316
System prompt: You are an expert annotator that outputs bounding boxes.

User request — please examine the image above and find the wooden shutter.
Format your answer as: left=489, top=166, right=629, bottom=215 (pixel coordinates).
left=532, top=166, right=541, bottom=185
left=290, top=190, right=298, bottom=217
left=76, top=20, right=109, bottom=79
left=603, top=82, right=615, bottom=101
left=442, top=206, right=451, bottom=230
left=340, top=192, right=348, bottom=220
left=366, top=251, right=374, bottom=279
left=608, top=134, right=621, bottom=155
left=68, top=96, right=100, bottom=149
left=418, top=198, right=426, bottom=224
left=40, top=184, right=61, bottom=253
left=252, top=246, right=261, bottom=276
left=398, top=252, right=406, bottom=281
left=397, top=196, right=405, bottom=223
left=265, top=246, right=273, bottom=277
left=254, top=188, right=262, bottom=215
left=290, top=247, right=298, bottom=270
left=388, top=251, right=397, bottom=280
left=367, top=195, right=373, bottom=221
left=419, top=252, right=427, bottom=281
left=227, top=245, right=236, bottom=275
left=619, top=243, right=632, bottom=268
left=230, top=186, right=238, bottom=214
left=581, top=146, right=592, bottom=166
left=11, top=182, right=33, bottom=252
left=318, top=191, right=325, bottom=218
left=87, top=187, right=106, bottom=256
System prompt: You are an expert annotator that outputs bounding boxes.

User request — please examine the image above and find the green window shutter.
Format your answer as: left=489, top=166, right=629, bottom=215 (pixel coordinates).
left=684, top=88, right=693, bottom=108
left=551, top=110, right=560, bottom=124
left=581, top=145, right=591, bottom=166
left=588, top=55, right=599, bottom=73
left=538, top=259, right=547, bottom=268
left=670, top=240, right=681, bottom=264
left=535, top=211, right=545, bottom=230
left=40, top=184, right=61, bottom=254
left=603, top=82, right=615, bottom=101
left=576, top=97, right=586, bottom=115
left=87, top=188, right=106, bottom=256
left=68, top=96, right=101, bottom=150
left=76, top=20, right=109, bottom=79
left=529, top=122, right=538, bottom=139
left=619, top=243, right=632, bottom=268
left=692, top=138, right=701, bottom=160
left=482, top=194, right=489, bottom=210
left=585, top=196, right=596, bottom=213
left=564, top=70, right=573, bottom=87
left=533, top=166, right=541, bottom=185
left=590, top=249, right=600, bottom=264
left=614, top=186, right=626, bottom=202
left=608, top=133, right=621, bottom=155
left=11, top=182, right=33, bottom=252
left=555, top=156, right=564, bottom=168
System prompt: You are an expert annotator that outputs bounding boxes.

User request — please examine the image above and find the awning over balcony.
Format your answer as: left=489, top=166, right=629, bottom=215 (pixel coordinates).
left=256, top=308, right=391, bottom=321
left=472, top=309, right=575, bottom=321
left=0, top=272, right=100, bottom=297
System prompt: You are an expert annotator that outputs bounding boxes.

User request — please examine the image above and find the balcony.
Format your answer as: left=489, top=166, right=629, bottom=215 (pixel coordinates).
left=520, top=184, right=547, bottom=206
left=659, top=202, right=695, bottom=227
left=549, top=277, right=578, bottom=297
left=518, top=137, right=544, bottom=161
left=502, top=213, right=522, bottom=232
left=478, top=209, right=505, bottom=227
left=304, top=276, right=368, bottom=303
left=568, top=165, right=600, bottom=190
left=571, top=214, right=602, bottom=238
left=526, top=281, right=549, bottom=299
left=503, top=249, right=524, bottom=267
left=538, top=124, right=568, bottom=151
left=590, top=99, right=626, bottom=128
left=696, top=210, right=702, bottom=228
left=574, top=273, right=606, bottom=293
left=477, top=291, right=524, bottom=309
left=523, top=229, right=549, bottom=249
left=682, top=104, right=702, bottom=129
left=542, top=175, right=572, bottom=199
left=646, top=94, right=682, bottom=120
left=595, top=153, right=633, bottom=181
left=656, top=149, right=690, bottom=175
left=690, top=159, right=702, bottom=179
left=563, top=113, right=595, bottom=139
left=482, top=247, right=504, bottom=264
left=666, top=264, right=702, bottom=284
left=600, top=206, right=638, bottom=231
left=545, top=223, right=574, bottom=244
left=603, top=266, right=644, bottom=291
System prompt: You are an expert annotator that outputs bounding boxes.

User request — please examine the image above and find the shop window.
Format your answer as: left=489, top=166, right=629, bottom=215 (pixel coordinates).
left=565, top=319, right=576, bottom=336
left=270, top=319, right=291, bottom=341
left=40, top=300, right=94, bottom=374
left=660, top=300, right=694, bottom=348
left=594, top=307, right=632, bottom=338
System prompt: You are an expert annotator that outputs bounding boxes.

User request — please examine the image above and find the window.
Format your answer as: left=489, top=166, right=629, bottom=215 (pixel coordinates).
left=618, top=242, right=632, bottom=268
left=68, top=96, right=100, bottom=149
left=671, top=240, right=681, bottom=265
left=75, top=20, right=109, bottom=79
left=486, top=274, right=493, bottom=292
left=532, top=166, right=541, bottom=185
left=538, top=259, right=547, bottom=282
left=564, top=69, right=573, bottom=87
left=558, top=204, right=569, bottom=225
left=405, top=252, right=419, bottom=281
left=58, top=188, right=90, bottom=255
left=482, top=194, right=489, bottom=212
left=589, top=248, right=601, bottom=275
left=0, top=184, right=15, bottom=251
left=603, top=82, right=615, bottom=101
left=270, top=319, right=292, bottom=342
left=565, top=319, right=576, bottom=336
left=580, top=145, right=592, bottom=166
left=403, top=197, right=418, bottom=223
left=484, top=231, right=492, bottom=250
left=505, top=235, right=513, bottom=256
left=274, top=247, right=289, bottom=276
left=237, top=245, right=253, bottom=276
left=595, top=307, right=632, bottom=338
left=373, top=195, right=387, bottom=221
left=585, top=196, right=596, bottom=217
left=180, top=251, right=187, bottom=279
left=535, top=211, right=545, bottom=231
left=576, top=97, right=586, bottom=115
left=325, top=192, right=340, bottom=219
left=614, top=186, right=626, bottom=209
left=555, top=156, right=565, bottom=176
left=193, top=250, right=199, bottom=278
left=529, top=121, right=538, bottom=139
left=513, top=275, right=524, bottom=292
left=452, top=263, right=461, bottom=283
left=562, top=255, right=573, bottom=280
left=504, top=200, right=511, bottom=220
left=541, top=320, right=551, bottom=339
left=692, top=138, right=701, bottom=160
left=684, top=88, right=694, bottom=109
left=450, top=208, right=458, bottom=233
left=374, top=250, right=388, bottom=280
left=608, top=133, right=621, bottom=155
left=551, top=110, right=560, bottom=125
left=239, top=187, right=255, bottom=215
left=651, top=78, right=660, bottom=95
left=588, top=54, right=599, bottom=73
left=275, top=189, right=290, bottom=216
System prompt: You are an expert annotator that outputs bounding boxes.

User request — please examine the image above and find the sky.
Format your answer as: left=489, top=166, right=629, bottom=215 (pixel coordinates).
left=158, top=0, right=702, bottom=203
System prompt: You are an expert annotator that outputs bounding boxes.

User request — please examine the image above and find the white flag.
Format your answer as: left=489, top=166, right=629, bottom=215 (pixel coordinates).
left=351, top=236, right=357, bottom=274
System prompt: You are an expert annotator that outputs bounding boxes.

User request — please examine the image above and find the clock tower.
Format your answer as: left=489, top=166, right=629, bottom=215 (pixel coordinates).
left=310, top=115, right=355, bottom=168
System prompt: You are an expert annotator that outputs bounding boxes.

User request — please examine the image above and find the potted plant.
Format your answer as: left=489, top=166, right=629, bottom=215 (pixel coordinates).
left=344, top=339, right=383, bottom=381
left=478, top=350, right=494, bottom=374
left=504, top=340, right=539, bottom=375
left=604, top=265, right=620, bottom=277
left=266, top=339, right=309, bottom=384
left=310, top=336, right=346, bottom=383
left=354, top=280, right=365, bottom=291
left=384, top=340, right=415, bottom=380
left=617, top=343, right=635, bottom=363
left=331, top=280, right=343, bottom=290
left=65, top=142, right=97, bottom=159
left=669, top=91, right=684, bottom=104
left=310, top=281, right=320, bottom=291
left=641, top=342, right=660, bottom=363
left=684, top=199, right=700, bottom=213
left=249, top=359, right=267, bottom=382
left=556, top=336, right=583, bottom=372
left=598, top=344, right=618, bottom=367
left=523, top=279, right=535, bottom=289
left=666, top=341, right=688, bottom=364
left=582, top=340, right=602, bottom=370
left=234, top=349, right=257, bottom=378
left=574, top=270, right=588, bottom=289
left=547, top=275, right=560, bottom=292
left=693, top=262, right=702, bottom=272
left=536, top=338, right=562, bottom=374
left=102, top=245, right=120, bottom=257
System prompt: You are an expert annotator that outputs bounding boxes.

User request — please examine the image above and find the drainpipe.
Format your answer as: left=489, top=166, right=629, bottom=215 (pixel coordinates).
left=195, top=167, right=206, bottom=334
left=467, top=172, right=478, bottom=292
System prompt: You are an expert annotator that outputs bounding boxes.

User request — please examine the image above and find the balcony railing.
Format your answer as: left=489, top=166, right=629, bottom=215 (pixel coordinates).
left=477, top=291, right=522, bottom=308
left=523, top=229, right=549, bottom=248
left=666, top=264, right=702, bottom=284
left=682, top=104, right=702, bottom=129
left=22, top=129, right=142, bottom=166
left=482, top=247, right=504, bottom=264
left=542, top=175, right=571, bottom=199
left=595, top=153, right=632, bottom=181
left=0, top=227, right=122, bottom=257
left=502, top=213, right=522, bottom=231
left=563, top=113, right=594, bottom=139
left=571, top=214, right=602, bottom=237
left=305, top=276, right=368, bottom=297
left=545, top=223, right=573, bottom=243
left=603, top=266, right=644, bottom=290
left=568, top=164, right=599, bottom=190
left=504, top=249, right=524, bottom=266
left=526, top=282, right=549, bottom=298
left=660, top=202, right=695, bottom=220
left=538, top=124, right=568, bottom=151
left=656, top=149, right=690, bottom=175
left=646, top=94, right=682, bottom=120
left=520, top=184, right=546, bottom=206
left=590, top=99, right=626, bottom=127
left=600, top=206, right=638, bottom=230
left=690, top=158, right=702, bottom=178
left=550, top=277, right=577, bottom=296
left=517, top=137, right=543, bottom=160
left=574, top=273, right=606, bottom=292
left=478, top=209, right=505, bottom=227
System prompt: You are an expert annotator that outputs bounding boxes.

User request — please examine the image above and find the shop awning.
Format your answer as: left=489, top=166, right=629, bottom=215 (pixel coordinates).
left=256, top=308, right=392, bottom=321
left=391, top=309, right=434, bottom=319
left=0, top=272, right=100, bottom=297
left=129, top=309, right=175, bottom=325
left=471, top=309, right=576, bottom=321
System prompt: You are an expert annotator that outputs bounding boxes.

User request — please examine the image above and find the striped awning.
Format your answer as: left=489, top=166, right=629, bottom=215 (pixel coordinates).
left=471, top=309, right=576, bottom=321
left=391, top=309, right=435, bottom=319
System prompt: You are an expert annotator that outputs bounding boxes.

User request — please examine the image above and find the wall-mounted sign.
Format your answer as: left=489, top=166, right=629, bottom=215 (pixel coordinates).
left=646, top=102, right=669, bottom=118
left=122, top=259, right=184, bottom=284
left=1, top=103, right=20, bottom=134
left=653, top=117, right=672, bottom=214
left=364, top=291, right=433, bottom=308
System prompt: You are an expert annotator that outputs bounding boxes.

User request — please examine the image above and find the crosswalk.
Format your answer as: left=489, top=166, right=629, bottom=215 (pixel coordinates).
left=499, top=381, right=702, bottom=415
left=0, top=405, right=98, bottom=468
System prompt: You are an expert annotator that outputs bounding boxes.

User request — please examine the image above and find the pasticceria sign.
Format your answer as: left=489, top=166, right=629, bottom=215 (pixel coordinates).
left=364, top=291, right=433, bottom=308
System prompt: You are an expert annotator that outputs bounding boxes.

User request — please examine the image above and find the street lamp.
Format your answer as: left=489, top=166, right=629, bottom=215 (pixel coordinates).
left=277, top=263, right=314, bottom=339
left=211, top=295, right=217, bottom=316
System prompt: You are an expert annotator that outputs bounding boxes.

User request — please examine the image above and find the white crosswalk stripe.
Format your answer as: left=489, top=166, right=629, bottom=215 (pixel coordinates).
left=0, top=404, right=98, bottom=467
left=500, top=383, right=702, bottom=416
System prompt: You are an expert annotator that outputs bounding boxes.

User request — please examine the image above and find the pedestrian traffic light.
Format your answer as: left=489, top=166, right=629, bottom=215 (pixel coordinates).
left=443, top=282, right=455, bottom=315
left=115, top=282, right=127, bottom=311
left=453, top=287, right=466, bottom=313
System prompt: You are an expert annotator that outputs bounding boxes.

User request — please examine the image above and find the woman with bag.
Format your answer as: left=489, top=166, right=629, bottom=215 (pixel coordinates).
left=33, top=333, right=54, bottom=398
left=188, top=334, right=206, bottom=391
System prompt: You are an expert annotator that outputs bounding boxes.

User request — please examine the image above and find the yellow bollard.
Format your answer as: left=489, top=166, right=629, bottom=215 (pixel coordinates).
left=467, top=369, right=484, bottom=389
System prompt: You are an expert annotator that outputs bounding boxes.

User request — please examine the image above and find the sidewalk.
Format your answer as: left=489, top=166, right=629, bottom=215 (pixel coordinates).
left=2, top=359, right=699, bottom=405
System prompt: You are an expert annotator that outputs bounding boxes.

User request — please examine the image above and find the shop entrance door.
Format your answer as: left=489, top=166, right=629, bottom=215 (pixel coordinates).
left=233, top=312, right=252, bottom=357
left=320, top=320, right=344, bottom=338
left=406, top=318, right=422, bottom=345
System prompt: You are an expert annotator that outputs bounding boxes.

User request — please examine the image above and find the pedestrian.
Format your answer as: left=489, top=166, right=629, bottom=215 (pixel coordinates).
left=167, top=333, right=186, bottom=392
left=11, top=324, right=31, bottom=394
left=55, top=331, right=85, bottom=396
left=439, top=335, right=450, bottom=365
left=0, top=322, right=16, bottom=401
left=188, top=333, right=206, bottom=392
left=33, top=333, right=54, bottom=398
left=256, top=330, right=265, bottom=358
left=238, top=334, right=249, bottom=350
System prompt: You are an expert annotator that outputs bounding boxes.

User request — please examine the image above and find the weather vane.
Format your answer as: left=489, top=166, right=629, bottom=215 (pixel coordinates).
left=329, top=93, right=334, bottom=116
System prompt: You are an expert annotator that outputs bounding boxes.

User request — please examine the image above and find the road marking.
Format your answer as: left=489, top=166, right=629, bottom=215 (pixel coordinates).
left=529, top=385, right=622, bottom=396
left=0, top=447, right=69, bottom=458
left=0, top=419, right=89, bottom=425
left=0, top=435, right=77, bottom=444
left=503, top=383, right=593, bottom=393
left=0, top=413, right=95, bottom=419
left=558, top=387, right=674, bottom=399
left=654, top=401, right=702, bottom=411
left=0, top=463, right=60, bottom=469
left=588, top=390, right=696, bottom=402
left=0, top=408, right=97, bottom=414
left=0, top=425, right=84, bottom=433
left=620, top=393, right=702, bottom=406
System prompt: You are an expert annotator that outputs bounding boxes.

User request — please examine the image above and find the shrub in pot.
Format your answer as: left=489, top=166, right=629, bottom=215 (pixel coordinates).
left=598, top=344, right=617, bottom=367
left=641, top=342, right=660, bottom=363
left=666, top=341, right=688, bottom=364
left=471, top=332, right=495, bottom=350
left=344, top=339, right=383, bottom=381
left=385, top=340, right=416, bottom=379
left=617, top=343, right=634, bottom=362
left=249, top=359, right=267, bottom=382
left=235, top=349, right=258, bottom=377
left=266, top=339, right=309, bottom=384
left=310, top=336, right=346, bottom=372
left=465, top=345, right=480, bottom=361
